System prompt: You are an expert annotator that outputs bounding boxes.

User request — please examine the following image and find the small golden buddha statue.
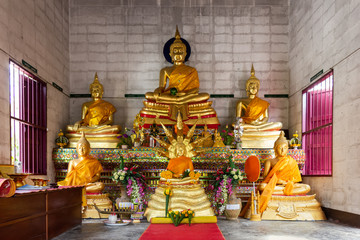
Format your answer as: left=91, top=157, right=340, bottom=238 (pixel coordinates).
left=212, top=129, right=225, bottom=147
left=235, top=65, right=282, bottom=148
left=140, top=26, right=219, bottom=128
left=66, top=73, right=121, bottom=148
left=201, top=124, right=214, bottom=147
left=258, top=131, right=310, bottom=213
left=58, top=132, right=105, bottom=193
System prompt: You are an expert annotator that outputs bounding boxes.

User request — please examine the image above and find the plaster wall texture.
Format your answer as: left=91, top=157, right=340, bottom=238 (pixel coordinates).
left=289, top=0, right=360, bottom=214
left=69, top=0, right=289, bottom=129
left=0, top=0, right=70, bottom=181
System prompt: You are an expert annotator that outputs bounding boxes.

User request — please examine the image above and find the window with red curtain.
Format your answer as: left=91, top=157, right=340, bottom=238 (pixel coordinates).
left=10, top=61, right=47, bottom=175
left=302, top=71, right=333, bottom=176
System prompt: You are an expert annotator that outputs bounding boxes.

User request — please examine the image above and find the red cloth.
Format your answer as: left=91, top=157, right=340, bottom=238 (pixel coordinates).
left=139, top=223, right=225, bottom=240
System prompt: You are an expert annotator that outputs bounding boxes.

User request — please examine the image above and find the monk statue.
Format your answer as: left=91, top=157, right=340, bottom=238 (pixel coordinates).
left=235, top=65, right=282, bottom=148
left=58, top=132, right=112, bottom=218
left=258, top=131, right=310, bottom=213
left=66, top=73, right=121, bottom=148
left=58, top=132, right=104, bottom=193
left=140, top=26, right=219, bottom=128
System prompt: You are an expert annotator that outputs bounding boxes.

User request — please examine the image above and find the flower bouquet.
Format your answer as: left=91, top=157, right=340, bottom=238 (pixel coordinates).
left=112, top=156, right=147, bottom=207
left=117, top=127, right=134, bottom=149
left=210, top=156, right=244, bottom=215
left=168, top=209, right=195, bottom=226
left=220, top=125, right=234, bottom=147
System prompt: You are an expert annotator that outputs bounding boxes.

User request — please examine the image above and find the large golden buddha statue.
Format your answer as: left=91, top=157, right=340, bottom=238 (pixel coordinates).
left=235, top=65, right=282, bottom=148
left=140, top=26, right=219, bottom=129
left=144, top=113, right=215, bottom=221
left=58, top=133, right=112, bottom=218
left=66, top=73, right=121, bottom=148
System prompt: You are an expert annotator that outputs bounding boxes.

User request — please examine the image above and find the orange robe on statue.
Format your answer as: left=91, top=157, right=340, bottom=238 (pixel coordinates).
left=164, top=65, right=199, bottom=93
left=167, top=156, right=194, bottom=177
left=259, top=156, right=302, bottom=213
left=83, top=100, right=116, bottom=126
left=242, top=97, right=270, bottom=124
left=58, top=157, right=103, bottom=206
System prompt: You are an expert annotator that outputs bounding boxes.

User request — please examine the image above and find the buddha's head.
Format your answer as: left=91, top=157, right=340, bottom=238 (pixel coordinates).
left=246, top=65, right=260, bottom=97
left=170, top=26, right=187, bottom=64
left=90, top=73, right=104, bottom=99
left=77, top=132, right=91, bottom=157
left=274, top=131, right=288, bottom=158
left=175, top=142, right=186, bottom=157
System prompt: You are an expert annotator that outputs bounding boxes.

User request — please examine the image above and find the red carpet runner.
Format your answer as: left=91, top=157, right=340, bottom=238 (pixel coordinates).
left=139, top=223, right=225, bottom=240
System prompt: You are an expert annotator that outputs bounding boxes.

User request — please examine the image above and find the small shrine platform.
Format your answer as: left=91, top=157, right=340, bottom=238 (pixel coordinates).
left=53, top=147, right=305, bottom=200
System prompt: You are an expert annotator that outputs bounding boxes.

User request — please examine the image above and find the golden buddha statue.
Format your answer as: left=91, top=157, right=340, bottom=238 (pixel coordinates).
left=255, top=131, right=325, bottom=221
left=212, top=129, right=225, bottom=147
left=58, top=132, right=104, bottom=193
left=235, top=65, right=282, bottom=148
left=200, top=124, right=214, bottom=147
left=144, top=113, right=214, bottom=221
left=58, top=133, right=112, bottom=218
left=66, top=73, right=121, bottom=148
left=258, top=131, right=310, bottom=212
left=140, top=26, right=219, bottom=128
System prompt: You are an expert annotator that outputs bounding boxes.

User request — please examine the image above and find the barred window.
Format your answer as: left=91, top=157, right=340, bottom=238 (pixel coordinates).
left=302, top=71, right=333, bottom=176
left=10, top=61, right=47, bottom=174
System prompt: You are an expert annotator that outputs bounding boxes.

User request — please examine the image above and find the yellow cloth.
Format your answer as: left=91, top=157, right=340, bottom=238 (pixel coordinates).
left=164, top=65, right=199, bottom=93
left=58, top=157, right=103, bottom=206
left=167, top=156, right=194, bottom=176
left=259, top=156, right=302, bottom=213
left=242, top=97, right=270, bottom=124
left=83, top=100, right=116, bottom=126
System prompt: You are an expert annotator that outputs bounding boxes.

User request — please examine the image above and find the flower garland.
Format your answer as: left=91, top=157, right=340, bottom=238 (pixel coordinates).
left=213, top=175, right=233, bottom=215
left=127, top=177, right=147, bottom=207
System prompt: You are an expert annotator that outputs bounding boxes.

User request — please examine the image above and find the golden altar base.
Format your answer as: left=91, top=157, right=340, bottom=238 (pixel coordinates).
left=53, top=147, right=305, bottom=201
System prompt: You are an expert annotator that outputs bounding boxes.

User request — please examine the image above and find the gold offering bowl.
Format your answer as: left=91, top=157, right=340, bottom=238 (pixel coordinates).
left=32, top=178, right=49, bottom=187
left=8, top=173, right=30, bottom=188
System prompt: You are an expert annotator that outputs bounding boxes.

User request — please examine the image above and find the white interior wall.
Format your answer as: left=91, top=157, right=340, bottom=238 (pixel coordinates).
left=0, top=0, right=70, bottom=181
left=289, top=0, right=360, bottom=214
left=69, top=0, right=290, bottom=129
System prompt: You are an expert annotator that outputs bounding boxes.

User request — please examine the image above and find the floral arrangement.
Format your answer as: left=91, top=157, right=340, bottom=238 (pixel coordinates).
left=210, top=156, right=244, bottom=215
left=168, top=209, right=195, bottom=226
left=220, top=125, right=234, bottom=146
left=117, top=127, right=134, bottom=148
left=112, top=156, right=147, bottom=207
left=164, top=187, right=173, bottom=217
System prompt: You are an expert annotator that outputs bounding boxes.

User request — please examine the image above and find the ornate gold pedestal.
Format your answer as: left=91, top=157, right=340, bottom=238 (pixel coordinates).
left=144, top=177, right=214, bottom=221
left=260, top=195, right=326, bottom=221
left=82, top=193, right=113, bottom=218
left=241, top=131, right=281, bottom=149
left=66, top=133, right=120, bottom=148
left=140, top=100, right=220, bottom=129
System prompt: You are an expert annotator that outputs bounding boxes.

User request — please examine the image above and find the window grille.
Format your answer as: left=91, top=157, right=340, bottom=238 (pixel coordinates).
left=10, top=61, right=47, bottom=174
left=302, top=71, right=333, bottom=176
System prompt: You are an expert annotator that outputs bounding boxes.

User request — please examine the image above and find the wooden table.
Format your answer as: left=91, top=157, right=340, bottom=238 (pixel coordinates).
left=0, top=186, right=82, bottom=240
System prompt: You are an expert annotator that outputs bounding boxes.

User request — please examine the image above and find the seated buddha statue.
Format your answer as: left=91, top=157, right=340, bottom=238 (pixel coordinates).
left=66, top=73, right=121, bottom=148
left=140, top=26, right=219, bottom=128
left=58, top=133, right=112, bottom=217
left=235, top=65, right=282, bottom=148
left=58, top=132, right=104, bottom=193
left=144, top=113, right=215, bottom=221
left=258, top=131, right=310, bottom=213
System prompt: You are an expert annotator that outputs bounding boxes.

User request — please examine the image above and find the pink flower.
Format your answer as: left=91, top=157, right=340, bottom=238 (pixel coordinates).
left=124, top=167, right=128, bottom=171
left=228, top=133, right=233, bottom=136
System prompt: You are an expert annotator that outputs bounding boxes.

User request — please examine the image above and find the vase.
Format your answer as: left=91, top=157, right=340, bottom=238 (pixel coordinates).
left=116, top=185, right=132, bottom=219
left=225, top=187, right=242, bottom=220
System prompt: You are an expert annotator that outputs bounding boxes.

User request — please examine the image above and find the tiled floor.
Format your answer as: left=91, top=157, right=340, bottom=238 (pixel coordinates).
left=53, top=218, right=360, bottom=240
